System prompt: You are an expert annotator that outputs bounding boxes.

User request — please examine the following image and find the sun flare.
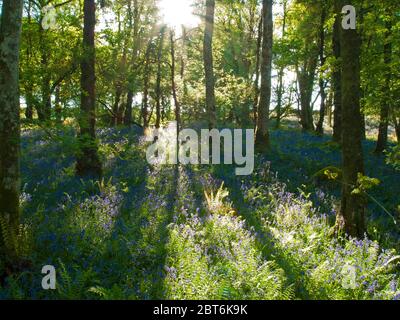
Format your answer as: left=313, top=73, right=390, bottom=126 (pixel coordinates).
left=158, top=0, right=199, bottom=29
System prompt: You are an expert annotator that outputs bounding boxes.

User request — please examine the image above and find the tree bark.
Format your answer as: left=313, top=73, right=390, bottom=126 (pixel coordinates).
left=25, top=86, right=35, bottom=120
left=316, top=5, right=327, bottom=135
left=327, top=91, right=333, bottom=127
left=203, top=0, right=217, bottom=129
left=255, top=0, right=273, bottom=152
left=0, top=0, right=24, bottom=260
left=124, top=90, right=134, bottom=127
left=38, top=14, right=52, bottom=122
left=76, top=0, right=102, bottom=178
left=252, top=15, right=262, bottom=128
left=55, top=85, right=62, bottom=124
left=24, top=2, right=34, bottom=121
left=155, top=27, right=166, bottom=129
left=124, top=0, right=140, bottom=126
left=375, top=18, right=392, bottom=154
left=170, top=30, right=181, bottom=133
left=275, top=0, right=287, bottom=129
left=393, top=113, right=400, bottom=144
left=332, top=2, right=342, bottom=143
left=142, top=41, right=151, bottom=129
left=111, top=87, right=122, bottom=126
left=296, top=59, right=317, bottom=132
left=336, top=1, right=365, bottom=238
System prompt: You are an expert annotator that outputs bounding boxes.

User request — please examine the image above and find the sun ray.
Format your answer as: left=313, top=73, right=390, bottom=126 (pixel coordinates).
left=158, top=0, right=199, bottom=30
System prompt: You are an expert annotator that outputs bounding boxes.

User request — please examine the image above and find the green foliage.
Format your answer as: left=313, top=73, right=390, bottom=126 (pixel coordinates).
left=165, top=184, right=293, bottom=300
left=57, top=260, right=99, bottom=300
left=386, top=145, right=400, bottom=171
left=352, top=174, right=381, bottom=196
left=242, top=167, right=400, bottom=300
left=0, top=215, right=32, bottom=262
left=313, top=166, right=342, bottom=182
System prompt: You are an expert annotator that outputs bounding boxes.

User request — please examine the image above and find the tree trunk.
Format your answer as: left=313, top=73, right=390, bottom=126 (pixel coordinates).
left=203, top=0, right=217, bottom=129
left=38, top=18, right=51, bottom=121
left=375, top=19, right=392, bottom=154
left=155, top=28, right=166, bottom=129
left=124, top=0, right=140, bottom=126
left=332, top=2, right=342, bottom=143
left=170, top=30, right=181, bottom=133
left=297, top=61, right=317, bottom=132
left=360, top=104, right=366, bottom=141
left=393, top=114, right=400, bottom=144
left=55, top=85, right=62, bottom=124
left=316, top=5, right=327, bottom=135
left=142, top=41, right=151, bottom=129
left=25, top=86, right=34, bottom=120
left=25, top=0, right=34, bottom=121
left=111, top=88, right=122, bottom=126
left=255, top=0, right=273, bottom=152
left=336, top=1, right=365, bottom=238
left=76, top=0, right=102, bottom=178
left=0, top=0, right=23, bottom=261
left=124, top=91, right=134, bottom=126
left=275, top=1, right=287, bottom=129
left=252, top=15, right=262, bottom=128
left=327, top=91, right=333, bottom=127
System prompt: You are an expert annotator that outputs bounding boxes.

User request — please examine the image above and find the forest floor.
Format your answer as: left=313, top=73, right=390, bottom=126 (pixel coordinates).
left=1, top=121, right=399, bottom=300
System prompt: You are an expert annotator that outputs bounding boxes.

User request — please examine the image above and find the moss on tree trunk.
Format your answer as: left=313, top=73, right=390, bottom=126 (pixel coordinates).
left=0, top=0, right=24, bottom=259
left=255, top=0, right=273, bottom=152
left=76, top=0, right=102, bottom=178
left=336, top=0, right=365, bottom=238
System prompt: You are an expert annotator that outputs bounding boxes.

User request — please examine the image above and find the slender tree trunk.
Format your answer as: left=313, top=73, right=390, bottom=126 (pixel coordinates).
left=180, top=26, right=186, bottom=80
left=336, top=1, right=365, bottom=238
left=275, top=0, right=287, bottom=129
left=155, top=27, right=166, bottom=129
left=41, top=74, right=52, bottom=121
left=142, top=41, right=151, bottom=129
left=181, top=26, right=189, bottom=114
left=124, top=0, right=140, bottom=126
left=124, top=94, right=134, bottom=126
left=297, top=61, right=317, bottom=132
left=375, top=19, right=392, bottom=154
left=316, top=5, right=327, bottom=135
left=25, top=3, right=34, bottom=121
left=38, top=17, right=51, bottom=122
left=332, top=3, right=342, bottom=143
left=124, top=91, right=134, bottom=127
left=203, top=0, right=216, bottom=129
left=76, top=0, right=102, bottom=177
left=170, top=30, right=181, bottom=133
left=252, top=15, right=262, bottom=128
left=255, top=0, right=273, bottom=152
left=360, top=100, right=366, bottom=141
left=25, top=86, right=34, bottom=120
left=116, top=99, right=125, bottom=125
left=0, top=0, right=23, bottom=261
left=111, top=88, right=122, bottom=126
left=393, top=114, right=400, bottom=144
left=55, top=85, right=62, bottom=124
left=327, top=91, right=333, bottom=127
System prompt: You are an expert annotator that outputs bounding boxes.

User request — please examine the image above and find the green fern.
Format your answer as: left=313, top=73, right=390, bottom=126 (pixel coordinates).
left=57, top=259, right=100, bottom=299
left=88, top=285, right=127, bottom=300
left=0, top=214, right=32, bottom=260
